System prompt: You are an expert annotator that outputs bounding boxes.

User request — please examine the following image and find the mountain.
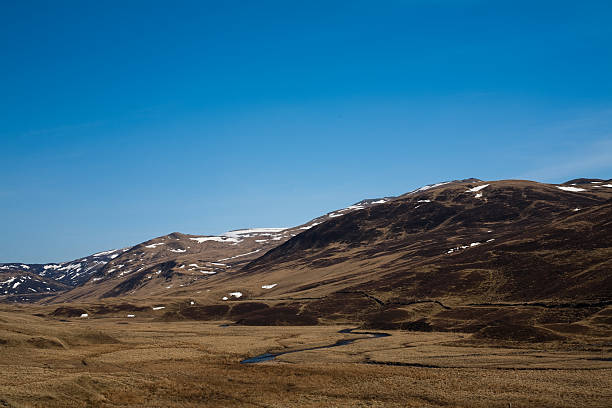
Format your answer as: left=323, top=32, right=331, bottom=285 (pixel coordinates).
left=29, top=196, right=393, bottom=303
left=0, top=248, right=129, bottom=301
left=211, top=178, right=611, bottom=334
left=2, top=177, right=611, bottom=342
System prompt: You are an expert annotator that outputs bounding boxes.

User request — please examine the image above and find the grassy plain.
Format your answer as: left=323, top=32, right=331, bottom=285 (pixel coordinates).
left=0, top=306, right=610, bottom=407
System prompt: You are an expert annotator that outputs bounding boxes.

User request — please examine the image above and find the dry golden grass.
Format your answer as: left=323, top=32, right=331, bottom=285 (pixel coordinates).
left=0, top=307, right=610, bottom=407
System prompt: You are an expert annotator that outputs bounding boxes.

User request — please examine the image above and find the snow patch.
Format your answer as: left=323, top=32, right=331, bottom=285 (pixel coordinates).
left=0, top=277, right=16, bottom=285
left=152, top=306, right=165, bottom=310
left=261, top=284, right=277, bottom=289
left=80, top=313, right=88, bottom=318
left=43, top=264, right=61, bottom=270
left=300, top=222, right=322, bottom=230
left=93, top=249, right=118, bottom=257
left=412, top=181, right=451, bottom=193
left=229, top=291, right=243, bottom=298
left=144, top=243, right=165, bottom=249
left=557, top=186, right=586, bottom=192
left=190, top=236, right=241, bottom=244
left=217, top=249, right=262, bottom=262
left=467, top=184, right=489, bottom=193
left=224, top=228, right=287, bottom=238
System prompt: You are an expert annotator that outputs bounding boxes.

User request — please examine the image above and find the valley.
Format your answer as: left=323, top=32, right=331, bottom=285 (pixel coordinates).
left=0, top=307, right=610, bottom=407
left=1, top=178, right=611, bottom=407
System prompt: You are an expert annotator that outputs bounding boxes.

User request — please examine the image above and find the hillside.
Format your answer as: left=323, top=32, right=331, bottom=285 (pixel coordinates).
left=2, top=178, right=611, bottom=343
left=42, top=197, right=392, bottom=303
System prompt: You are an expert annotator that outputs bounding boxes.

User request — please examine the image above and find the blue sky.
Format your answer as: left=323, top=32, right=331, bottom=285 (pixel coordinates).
left=1, top=0, right=611, bottom=263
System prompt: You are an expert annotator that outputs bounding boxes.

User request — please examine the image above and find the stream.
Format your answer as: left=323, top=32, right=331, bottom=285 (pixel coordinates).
left=240, top=328, right=391, bottom=364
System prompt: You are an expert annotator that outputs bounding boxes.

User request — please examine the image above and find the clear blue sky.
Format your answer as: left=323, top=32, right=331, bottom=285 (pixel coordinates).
left=2, top=1, right=611, bottom=263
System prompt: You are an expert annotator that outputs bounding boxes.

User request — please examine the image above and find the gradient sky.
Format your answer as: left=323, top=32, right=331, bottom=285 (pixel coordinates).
left=2, top=0, right=612, bottom=263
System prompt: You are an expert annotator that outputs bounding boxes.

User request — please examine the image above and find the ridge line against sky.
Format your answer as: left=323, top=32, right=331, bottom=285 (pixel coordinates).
left=1, top=0, right=611, bottom=263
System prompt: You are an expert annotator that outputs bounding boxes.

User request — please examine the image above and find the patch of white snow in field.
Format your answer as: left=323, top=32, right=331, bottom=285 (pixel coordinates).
left=201, top=271, right=216, bottom=275
left=467, top=184, right=489, bottom=193
left=224, top=228, right=287, bottom=238
left=371, top=199, right=387, bottom=204
left=557, top=186, right=586, bottom=192
left=170, top=249, right=186, bottom=253
left=20, top=264, right=30, bottom=269
left=417, top=200, right=431, bottom=203
left=474, top=192, right=483, bottom=198
left=58, top=263, right=82, bottom=272
left=190, top=301, right=195, bottom=305
left=93, top=249, right=118, bottom=257
left=217, top=249, right=262, bottom=262
left=0, top=277, right=16, bottom=285
left=447, top=239, right=493, bottom=254
left=127, top=314, right=135, bottom=318
left=152, top=306, right=165, bottom=310
left=328, top=212, right=344, bottom=218
left=211, top=262, right=226, bottom=266
left=229, top=292, right=243, bottom=298
left=222, top=296, right=229, bottom=301
left=573, top=208, right=581, bottom=212
left=12, top=281, right=21, bottom=288
left=145, top=243, right=165, bottom=248
left=43, top=264, right=61, bottom=270
left=412, top=181, right=451, bottom=193
left=190, top=236, right=240, bottom=243
left=80, top=313, right=88, bottom=318
left=261, top=284, right=277, bottom=289
left=602, top=184, right=612, bottom=188
left=300, top=222, right=322, bottom=230
left=189, top=264, right=199, bottom=267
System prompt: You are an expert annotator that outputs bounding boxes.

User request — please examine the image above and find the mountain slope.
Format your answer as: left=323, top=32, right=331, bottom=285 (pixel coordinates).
left=4, top=176, right=611, bottom=342
left=45, top=197, right=393, bottom=303
left=0, top=248, right=129, bottom=300
left=236, top=179, right=612, bottom=304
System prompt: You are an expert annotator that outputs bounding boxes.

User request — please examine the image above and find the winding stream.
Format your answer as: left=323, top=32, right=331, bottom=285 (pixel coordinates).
left=241, top=328, right=391, bottom=364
